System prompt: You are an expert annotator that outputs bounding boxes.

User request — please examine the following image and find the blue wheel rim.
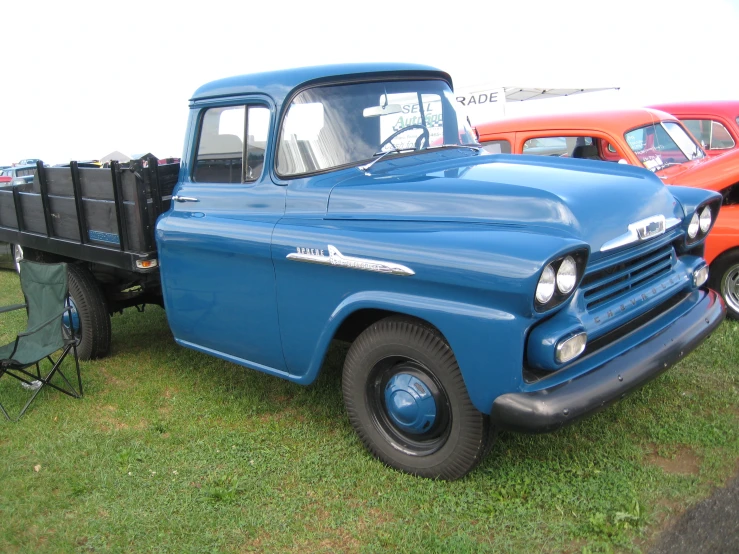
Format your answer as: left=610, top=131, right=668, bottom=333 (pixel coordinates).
left=384, top=373, right=437, bottom=434
left=63, top=297, right=81, bottom=334
left=367, top=358, right=452, bottom=457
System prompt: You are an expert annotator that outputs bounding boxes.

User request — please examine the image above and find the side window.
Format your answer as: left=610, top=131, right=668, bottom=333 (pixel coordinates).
left=481, top=140, right=511, bottom=154
left=683, top=119, right=735, bottom=150
left=194, top=105, right=270, bottom=183
left=522, top=136, right=607, bottom=160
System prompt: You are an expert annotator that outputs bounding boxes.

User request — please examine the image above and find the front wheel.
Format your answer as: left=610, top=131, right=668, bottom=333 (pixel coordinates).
left=709, top=250, right=739, bottom=320
left=342, top=316, right=494, bottom=480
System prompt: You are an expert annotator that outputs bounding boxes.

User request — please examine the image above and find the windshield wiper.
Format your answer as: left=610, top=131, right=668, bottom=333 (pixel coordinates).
left=357, top=148, right=413, bottom=173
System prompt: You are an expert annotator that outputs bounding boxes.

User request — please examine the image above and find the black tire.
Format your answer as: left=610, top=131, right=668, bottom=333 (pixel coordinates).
left=67, top=263, right=112, bottom=360
left=708, top=250, right=739, bottom=320
left=342, top=316, right=494, bottom=480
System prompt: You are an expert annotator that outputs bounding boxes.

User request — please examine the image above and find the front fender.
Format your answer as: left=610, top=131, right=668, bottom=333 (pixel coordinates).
left=296, top=290, right=527, bottom=414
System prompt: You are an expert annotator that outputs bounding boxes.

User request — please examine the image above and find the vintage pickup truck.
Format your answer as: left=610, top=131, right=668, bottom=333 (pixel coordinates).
left=0, top=64, right=725, bottom=479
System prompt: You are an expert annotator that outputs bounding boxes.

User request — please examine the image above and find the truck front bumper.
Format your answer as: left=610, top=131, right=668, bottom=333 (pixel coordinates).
left=491, top=288, right=725, bottom=433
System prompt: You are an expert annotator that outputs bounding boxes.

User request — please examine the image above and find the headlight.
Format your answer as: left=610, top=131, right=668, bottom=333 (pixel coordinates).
left=688, top=212, right=699, bottom=239
left=699, top=206, right=711, bottom=233
left=536, top=264, right=555, bottom=304
left=556, top=256, right=577, bottom=294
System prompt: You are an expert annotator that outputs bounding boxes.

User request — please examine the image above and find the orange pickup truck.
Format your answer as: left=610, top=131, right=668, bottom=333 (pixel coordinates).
left=476, top=108, right=739, bottom=317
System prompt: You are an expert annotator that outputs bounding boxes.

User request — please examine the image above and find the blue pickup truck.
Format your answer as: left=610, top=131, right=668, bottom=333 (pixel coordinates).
left=0, top=63, right=725, bottom=479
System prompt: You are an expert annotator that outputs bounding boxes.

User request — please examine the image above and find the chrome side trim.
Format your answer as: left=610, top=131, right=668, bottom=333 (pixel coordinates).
left=601, top=215, right=677, bottom=252
left=287, top=245, right=415, bottom=276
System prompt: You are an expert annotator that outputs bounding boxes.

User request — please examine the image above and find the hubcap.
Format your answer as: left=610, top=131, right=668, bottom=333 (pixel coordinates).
left=367, top=358, right=451, bottom=457
left=63, top=297, right=81, bottom=334
left=384, top=373, right=437, bottom=434
left=721, top=264, right=739, bottom=314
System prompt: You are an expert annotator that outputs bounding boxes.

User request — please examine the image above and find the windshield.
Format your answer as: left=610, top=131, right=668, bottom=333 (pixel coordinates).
left=276, top=80, right=477, bottom=176
left=624, top=121, right=704, bottom=171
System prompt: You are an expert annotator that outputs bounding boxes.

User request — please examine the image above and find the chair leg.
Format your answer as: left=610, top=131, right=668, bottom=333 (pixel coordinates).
left=0, top=401, right=11, bottom=421
left=1, top=346, right=82, bottom=421
left=41, top=346, right=81, bottom=399
left=73, top=342, right=83, bottom=397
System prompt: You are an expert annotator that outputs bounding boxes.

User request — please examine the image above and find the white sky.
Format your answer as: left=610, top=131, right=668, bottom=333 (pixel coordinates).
left=1, top=0, right=738, bottom=165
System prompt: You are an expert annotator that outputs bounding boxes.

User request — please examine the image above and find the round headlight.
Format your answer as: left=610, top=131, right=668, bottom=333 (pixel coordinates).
left=557, top=256, right=577, bottom=294
left=536, top=264, right=556, bottom=304
left=699, top=206, right=711, bottom=233
left=688, top=212, right=700, bottom=239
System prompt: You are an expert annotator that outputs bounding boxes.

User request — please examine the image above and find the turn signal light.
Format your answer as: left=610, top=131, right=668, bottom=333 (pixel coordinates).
left=136, top=259, right=159, bottom=269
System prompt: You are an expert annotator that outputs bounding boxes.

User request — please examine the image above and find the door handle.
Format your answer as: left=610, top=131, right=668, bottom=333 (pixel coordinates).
left=172, top=196, right=199, bottom=203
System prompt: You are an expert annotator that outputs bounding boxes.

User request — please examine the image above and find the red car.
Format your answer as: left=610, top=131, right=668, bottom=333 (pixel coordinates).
left=650, top=101, right=739, bottom=157
left=476, top=108, right=739, bottom=318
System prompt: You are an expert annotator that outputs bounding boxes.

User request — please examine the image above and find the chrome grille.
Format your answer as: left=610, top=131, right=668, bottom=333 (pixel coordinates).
left=581, top=243, right=675, bottom=310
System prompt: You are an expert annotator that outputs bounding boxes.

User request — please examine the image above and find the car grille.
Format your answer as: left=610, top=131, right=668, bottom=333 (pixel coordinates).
left=580, top=242, right=675, bottom=310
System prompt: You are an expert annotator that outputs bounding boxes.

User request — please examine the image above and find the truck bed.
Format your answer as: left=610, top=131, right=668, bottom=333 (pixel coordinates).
left=0, top=155, right=178, bottom=272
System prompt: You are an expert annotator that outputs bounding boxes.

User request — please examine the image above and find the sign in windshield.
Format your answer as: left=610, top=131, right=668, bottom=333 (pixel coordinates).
left=624, top=121, right=704, bottom=171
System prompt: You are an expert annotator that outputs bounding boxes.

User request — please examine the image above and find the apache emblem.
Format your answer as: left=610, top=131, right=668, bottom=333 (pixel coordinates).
left=287, top=245, right=415, bottom=276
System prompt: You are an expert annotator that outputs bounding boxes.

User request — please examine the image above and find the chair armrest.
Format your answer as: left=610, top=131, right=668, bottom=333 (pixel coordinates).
left=0, top=303, right=27, bottom=315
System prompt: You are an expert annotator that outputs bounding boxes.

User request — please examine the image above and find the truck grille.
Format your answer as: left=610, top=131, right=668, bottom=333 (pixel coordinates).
left=580, top=243, right=675, bottom=310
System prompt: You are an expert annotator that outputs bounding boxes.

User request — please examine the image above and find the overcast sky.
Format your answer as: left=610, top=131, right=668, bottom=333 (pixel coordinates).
left=1, top=0, right=738, bottom=165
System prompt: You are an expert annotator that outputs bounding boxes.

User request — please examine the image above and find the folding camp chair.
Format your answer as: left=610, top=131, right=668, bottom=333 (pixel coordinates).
left=0, top=260, right=82, bottom=421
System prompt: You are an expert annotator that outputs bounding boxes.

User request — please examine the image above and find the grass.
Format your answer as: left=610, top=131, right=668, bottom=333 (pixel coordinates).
left=0, top=269, right=737, bottom=553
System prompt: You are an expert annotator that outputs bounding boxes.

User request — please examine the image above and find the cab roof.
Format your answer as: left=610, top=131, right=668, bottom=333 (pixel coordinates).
left=476, top=108, right=678, bottom=135
left=190, top=63, right=452, bottom=109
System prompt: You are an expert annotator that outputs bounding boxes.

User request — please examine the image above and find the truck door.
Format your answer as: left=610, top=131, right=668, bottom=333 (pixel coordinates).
left=156, top=101, right=288, bottom=373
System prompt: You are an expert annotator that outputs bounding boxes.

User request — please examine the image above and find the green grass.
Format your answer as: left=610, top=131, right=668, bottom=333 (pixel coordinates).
left=0, top=269, right=737, bottom=553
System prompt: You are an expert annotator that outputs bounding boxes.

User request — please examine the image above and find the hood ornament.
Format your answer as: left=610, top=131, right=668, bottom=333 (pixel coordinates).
left=601, top=215, right=681, bottom=252
left=287, top=245, right=415, bottom=276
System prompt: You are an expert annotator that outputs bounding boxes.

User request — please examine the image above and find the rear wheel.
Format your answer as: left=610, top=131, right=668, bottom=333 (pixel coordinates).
left=709, top=250, right=739, bottom=320
left=67, top=264, right=112, bottom=360
left=342, top=316, right=494, bottom=480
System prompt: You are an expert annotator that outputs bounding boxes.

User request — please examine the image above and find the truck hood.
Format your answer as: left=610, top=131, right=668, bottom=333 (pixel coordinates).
left=327, top=152, right=683, bottom=254
left=656, top=147, right=739, bottom=191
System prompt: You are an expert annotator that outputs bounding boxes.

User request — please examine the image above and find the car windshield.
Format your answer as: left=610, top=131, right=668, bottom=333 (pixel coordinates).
left=276, top=79, right=478, bottom=176
left=624, top=121, right=704, bottom=171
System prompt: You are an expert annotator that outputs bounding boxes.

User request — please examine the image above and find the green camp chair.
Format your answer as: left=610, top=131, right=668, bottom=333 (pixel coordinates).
left=0, top=261, right=82, bottom=421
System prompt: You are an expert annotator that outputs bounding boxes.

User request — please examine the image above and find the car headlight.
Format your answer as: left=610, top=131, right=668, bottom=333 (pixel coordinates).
left=688, top=212, right=700, bottom=239
left=536, top=264, right=556, bottom=304
left=535, top=249, right=588, bottom=311
left=699, top=206, right=711, bottom=233
left=556, top=256, right=577, bottom=294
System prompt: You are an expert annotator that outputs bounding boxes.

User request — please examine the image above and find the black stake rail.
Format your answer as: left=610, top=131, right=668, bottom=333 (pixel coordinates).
left=0, top=157, right=178, bottom=273
left=69, top=161, right=88, bottom=245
